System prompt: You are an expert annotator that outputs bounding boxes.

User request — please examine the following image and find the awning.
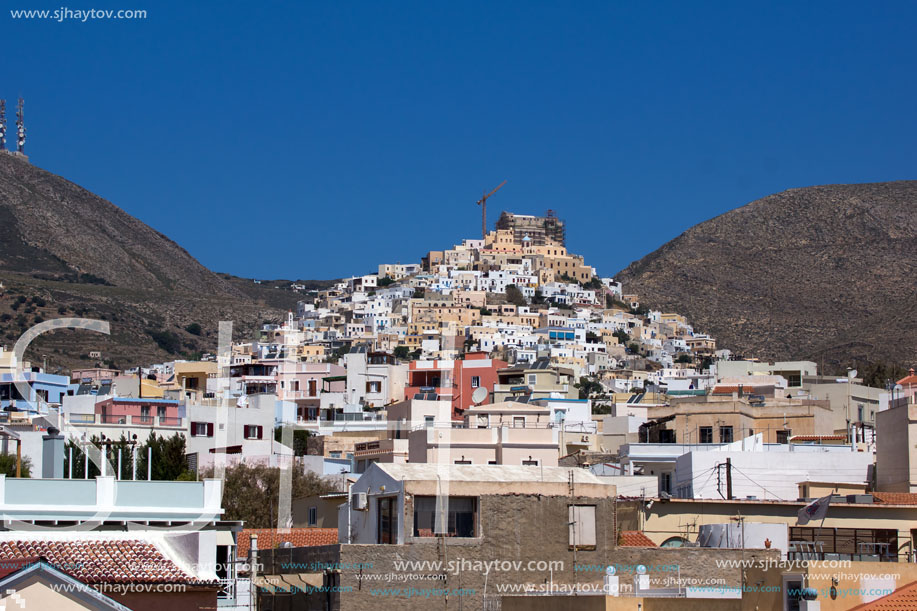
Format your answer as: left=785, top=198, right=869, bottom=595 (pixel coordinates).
left=253, top=573, right=324, bottom=594
left=216, top=530, right=235, bottom=546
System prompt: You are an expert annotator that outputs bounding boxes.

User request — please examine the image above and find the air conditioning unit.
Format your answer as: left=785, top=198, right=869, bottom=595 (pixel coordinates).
left=352, top=492, right=368, bottom=511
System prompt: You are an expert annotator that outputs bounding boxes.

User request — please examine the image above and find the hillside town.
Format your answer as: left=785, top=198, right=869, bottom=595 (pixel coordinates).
left=0, top=210, right=916, bottom=610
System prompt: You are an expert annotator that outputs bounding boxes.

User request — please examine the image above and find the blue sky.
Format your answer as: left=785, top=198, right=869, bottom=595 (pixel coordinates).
left=5, top=1, right=916, bottom=280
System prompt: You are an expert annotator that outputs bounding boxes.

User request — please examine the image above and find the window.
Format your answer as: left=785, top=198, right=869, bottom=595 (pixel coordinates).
left=366, top=381, right=382, bottom=393
left=157, top=406, right=167, bottom=418
left=658, top=429, right=676, bottom=443
left=307, top=506, right=317, bottom=526
left=720, top=426, right=734, bottom=443
left=699, top=426, right=713, bottom=444
left=777, top=430, right=790, bottom=444
left=513, top=416, right=525, bottom=428
left=243, top=425, right=263, bottom=440
left=522, top=459, right=539, bottom=466
left=527, top=374, right=537, bottom=386
left=454, top=459, right=472, bottom=464
left=470, top=376, right=480, bottom=388
left=329, top=450, right=342, bottom=458
left=191, top=422, right=213, bottom=437
left=476, top=414, right=488, bottom=429
left=424, top=415, right=435, bottom=428
left=413, top=496, right=477, bottom=538
left=788, top=527, right=897, bottom=561
left=568, top=505, right=597, bottom=549
left=660, top=472, right=672, bottom=494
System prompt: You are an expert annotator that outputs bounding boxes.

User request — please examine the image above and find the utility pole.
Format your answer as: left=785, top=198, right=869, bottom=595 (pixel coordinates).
left=476, top=180, right=506, bottom=241
left=726, top=457, right=733, bottom=500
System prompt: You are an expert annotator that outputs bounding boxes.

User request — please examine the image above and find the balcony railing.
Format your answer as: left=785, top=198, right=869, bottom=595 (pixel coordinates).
left=64, top=414, right=184, bottom=428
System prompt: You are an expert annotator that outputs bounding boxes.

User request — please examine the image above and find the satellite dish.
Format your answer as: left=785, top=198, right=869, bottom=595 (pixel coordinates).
left=471, top=387, right=488, bottom=405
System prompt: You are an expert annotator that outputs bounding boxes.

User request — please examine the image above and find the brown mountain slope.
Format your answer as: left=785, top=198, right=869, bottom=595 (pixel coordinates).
left=616, top=181, right=917, bottom=368
left=0, top=152, right=234, bottom=293
left=0, top=153, right=313, bottom=369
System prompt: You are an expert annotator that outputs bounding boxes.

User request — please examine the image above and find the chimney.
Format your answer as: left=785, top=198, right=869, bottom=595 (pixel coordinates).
left=249, top=534, right=259, bottom=578
left=42, top=426, right=64, bottom=479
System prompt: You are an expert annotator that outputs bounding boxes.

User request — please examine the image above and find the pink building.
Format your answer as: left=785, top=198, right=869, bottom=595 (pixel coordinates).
left=95, top=397, right=181, bottom=426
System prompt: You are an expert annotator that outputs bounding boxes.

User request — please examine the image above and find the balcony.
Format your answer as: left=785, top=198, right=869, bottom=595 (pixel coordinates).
left=63, top=413, right=185, bottom=429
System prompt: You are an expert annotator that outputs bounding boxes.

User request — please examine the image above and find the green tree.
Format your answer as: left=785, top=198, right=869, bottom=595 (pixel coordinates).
left=377, top=276, right=395, bottom=287
left=676, top=353, right=694, bottom=364
left=613, top=329, right=630, bottom=345
left=0, top=452, right=31, bottom=478
left=586, top=331, right=601, bottom=343
left=274, top=428, right=311, bottom=456
left=202, top=462, right=333, bottom=529
left=576, top=376, right=604, bottom=400
left=137, top=433, right=193, bottom=480
left=148, top=329, right=183, bottom=354
left=505, top=284, right=527, bottom=306
left=185, top=322, right=203, bottom=336
left=393, top=346, right=411, bottom=360
left=65, top=435, right=142, bottom=480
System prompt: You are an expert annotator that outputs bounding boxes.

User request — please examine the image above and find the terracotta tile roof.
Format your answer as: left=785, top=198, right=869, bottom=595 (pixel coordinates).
left=618, top=531, right=657, bottom=547
left=872, top=492, right=917, bottom=505
left=849, top=580, right=917, bottom=610
left=0, top=540, right=202, bottom=584
left=237, top=528, right=338, bottom=558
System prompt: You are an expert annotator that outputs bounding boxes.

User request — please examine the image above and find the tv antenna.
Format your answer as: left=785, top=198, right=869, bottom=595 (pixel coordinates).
left=0, top=100, right=6, bottom=150
left=16, top=98, right=25, bottom=154
left=475, top=180, right=506, bottom=240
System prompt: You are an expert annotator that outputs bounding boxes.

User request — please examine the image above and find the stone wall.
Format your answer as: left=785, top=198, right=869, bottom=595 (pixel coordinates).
left=256, top=492, right=780, bottom=610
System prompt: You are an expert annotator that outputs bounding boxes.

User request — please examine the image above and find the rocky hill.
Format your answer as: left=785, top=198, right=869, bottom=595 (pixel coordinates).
left=0, top=153, right=322, bottom=370
left=616, top=181, right=917, bottom=369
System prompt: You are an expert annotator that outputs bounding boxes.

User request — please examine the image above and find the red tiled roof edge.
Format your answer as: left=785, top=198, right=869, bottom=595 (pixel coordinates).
left=237, top=528, right=339, bottom=558
left=872, top=492, right=917, bottom=505
left=618, top=531, right=657, bottom=547
left=0, top=540, right=210, bottom=585
left=849, top=580, right=917, bottom=610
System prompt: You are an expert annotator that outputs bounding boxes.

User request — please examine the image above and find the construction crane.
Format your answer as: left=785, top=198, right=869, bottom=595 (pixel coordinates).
left=476, top=180, right=506, bottom=240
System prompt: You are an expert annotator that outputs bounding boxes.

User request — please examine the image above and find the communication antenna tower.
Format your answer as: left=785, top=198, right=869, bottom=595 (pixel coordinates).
left=16, top=98, right=25, bottom=154
left=0, top=100, right=6, bottom=151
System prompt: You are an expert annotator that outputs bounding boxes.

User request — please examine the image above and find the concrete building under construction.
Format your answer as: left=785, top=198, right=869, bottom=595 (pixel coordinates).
left=495, top=210, right=566, bottom=247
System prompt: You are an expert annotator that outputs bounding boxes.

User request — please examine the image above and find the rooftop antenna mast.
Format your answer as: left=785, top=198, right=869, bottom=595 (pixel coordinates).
left=15, top=98, right=25, bottom=154
left=476, top=180, right=506, bottom=240
left=0, top=100, right=6, bottom=150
